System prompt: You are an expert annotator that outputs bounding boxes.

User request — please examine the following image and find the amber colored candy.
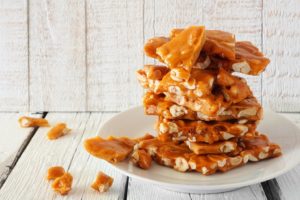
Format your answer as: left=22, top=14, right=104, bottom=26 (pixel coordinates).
left=144, top=37, right=169, bottom=60
left=156, top=26, right=206, bottom=70
left=18, top=116, right=49, bottom=128
left=131, top=149, right=152, bottom=169
left=232, top=41, right=270, bottom=75
left=46, top=166, right=65, bottom=180
left=47, top=123, right=71, bottom=140
left=84, top=136, right=134, bottom=163
left=170, top=29, right=236, bottom=60
left=203, top=30, right=236, bottom=60
left=91, top=172, right=114, bottom=192
left=51, top=172, right=73, bottom=195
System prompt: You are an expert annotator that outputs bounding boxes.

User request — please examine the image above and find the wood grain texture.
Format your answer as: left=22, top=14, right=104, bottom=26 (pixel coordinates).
left=262, top=0, right=300, bottom=112
left=29, top=0, right=86, bottom=111
left=202, top=0, right=263, bottom=102
left=275, top=113, right=300, bottom=200
left=87, top=0, right=144, bottom=111
left=0, top=113, right=41, bottom=186
left=0, top=113, right=127, bottom=200
left=0, top=0, right=28, bottom=111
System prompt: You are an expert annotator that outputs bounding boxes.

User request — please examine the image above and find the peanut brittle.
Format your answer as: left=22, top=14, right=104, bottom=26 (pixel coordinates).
left=217, top=67, right=252, bottom=103
left=91, top=171, right=114, bottom=192
left=232, top=41, right=270, bottom=75
left=47, top=166, right=65, bottom=180
left=144, top=37, right=169, bottom=60
left=170, top=29, right=236, bottom=60
left=18, top=116, right=49, bottom=128
left=143, top=92, right=262, bottom=121
left=47, top=123, right=71, bottom=140
left=156, top=117, right=257, bottom=144
left=156, top=26, right=206, bottom=70
left=186, top=140, right=238, bottom=155
left=137, top=65, right=253, bottom=115
left=131, top=149, right=152, bottom=169
left=84, top=136, right=135, bottom=163
left=84, top=134, right=154, bottom=163
left=134, top=135, right=281, bottom=175
left=51, top=172, right=73, bottom=195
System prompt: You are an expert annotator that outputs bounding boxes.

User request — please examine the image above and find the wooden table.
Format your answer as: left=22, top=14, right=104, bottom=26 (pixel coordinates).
left=0, top=112, right=299, bottom=200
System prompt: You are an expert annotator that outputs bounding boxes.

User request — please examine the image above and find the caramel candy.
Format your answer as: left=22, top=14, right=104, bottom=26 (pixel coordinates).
left=156, top=26, right=206, bottom=70
left=157, top=117, right=257, bottom=144
left=46, top=166, right=65, bottom=180
left=18, top=116, right=49, bottom=128
left=51, top=172, right=73, bottom=195
left=91, top=171, right=114, bottom=192
left=47, top=123, right=71, bottom=140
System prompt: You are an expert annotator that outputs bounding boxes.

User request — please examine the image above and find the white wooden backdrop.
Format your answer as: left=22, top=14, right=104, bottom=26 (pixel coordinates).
left=0, top=0, right=300, bottom=112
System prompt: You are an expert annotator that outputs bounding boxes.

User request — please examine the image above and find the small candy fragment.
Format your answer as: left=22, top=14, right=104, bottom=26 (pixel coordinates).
left=47, top=123, right=71, bottom=140
left=91, top=171, right=114, bottom=193
left=46, top=166, right=65, bottom=180
left=18, top=116, right=49, bottom=128
left=51, top=172, right=73, bottom=195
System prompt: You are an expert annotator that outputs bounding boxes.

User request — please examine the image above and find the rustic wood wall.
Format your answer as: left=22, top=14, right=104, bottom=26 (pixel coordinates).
left=0, top=0, right=299, bottom=112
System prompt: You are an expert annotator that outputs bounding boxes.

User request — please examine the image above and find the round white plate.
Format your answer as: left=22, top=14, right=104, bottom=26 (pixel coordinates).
left=97, top=106, right=300, bottom=193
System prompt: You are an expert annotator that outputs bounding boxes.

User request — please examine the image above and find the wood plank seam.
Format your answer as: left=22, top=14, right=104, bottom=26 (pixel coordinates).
left=118, top=176, right=129, bottom=200
left=66, top=113, right=92, bottom=171
left=0, top=112, right=47, bottom=189
left=261, top=179, right=282, bottom=200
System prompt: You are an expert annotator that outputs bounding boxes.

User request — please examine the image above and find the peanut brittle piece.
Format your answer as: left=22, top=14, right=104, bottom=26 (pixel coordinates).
left=170, top=29, right=236, bottom=60
left=18, top=116, right=49, bottom=128
left=47, top=123, right=71, bottom=140
left=131, top=149, right=152, bottom=169
left=84, top=136, right=135, bottom=163
left=144, top=37, right=169, bottom=60
left=51, top=172, right=73, bottom=195
left=217, top=67, right=252, bottom=103
left=231, top=41, right=270, bottom=75
left=46, top=166, right=65, bottom=180
left=91, top=171, right=114, bottom=192
left=136, top=65, right=169, bottom=92
left=203, top=30, right=236, bottom=60
left=156, top=26, right=206, bottom=70
left=186, top=140, right=238, bottom=155
left=156, top=117, right=257, bottom=144
left=143, top=92, right=262, bottom=121
left=84, top=134, right=154, bottom=163
left=135, top=134, right=281, bottom=175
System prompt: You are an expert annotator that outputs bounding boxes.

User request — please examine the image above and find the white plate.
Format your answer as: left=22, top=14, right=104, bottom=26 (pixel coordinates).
left=96, top=106, right=300, bottom=193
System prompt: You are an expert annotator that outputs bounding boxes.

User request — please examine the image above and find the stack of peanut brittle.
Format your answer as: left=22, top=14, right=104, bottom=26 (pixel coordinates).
left=84, top=26, right=281, bottom=175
